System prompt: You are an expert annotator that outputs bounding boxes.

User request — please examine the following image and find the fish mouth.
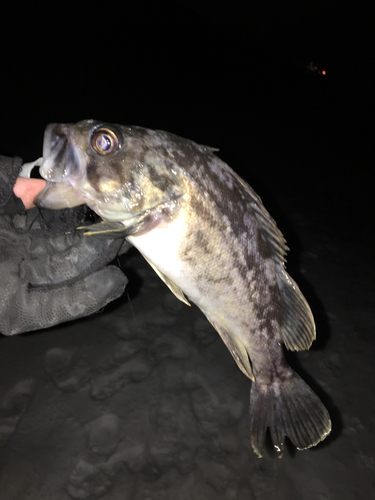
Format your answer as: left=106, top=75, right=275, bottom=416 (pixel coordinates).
left=36, top=124, right=88, bottom=209
left=40, top=123, right=81, bottom=182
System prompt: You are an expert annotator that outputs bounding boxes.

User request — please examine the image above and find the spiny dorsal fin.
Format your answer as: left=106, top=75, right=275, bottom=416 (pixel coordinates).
left=215, top=159, right=289, bottom=264
left=252, top=204, right=288, bottom=265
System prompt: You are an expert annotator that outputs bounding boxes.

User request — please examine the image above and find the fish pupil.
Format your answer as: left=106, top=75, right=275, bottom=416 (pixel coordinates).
left=97, top=134, right=112, bottom=151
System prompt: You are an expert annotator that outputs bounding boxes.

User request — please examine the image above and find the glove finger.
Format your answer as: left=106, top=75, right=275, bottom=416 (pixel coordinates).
left=1, top=266, right=127, bottom=336
left=27, top=235, right=126, bottom=286
left=118, top=239, right=132, bottom=256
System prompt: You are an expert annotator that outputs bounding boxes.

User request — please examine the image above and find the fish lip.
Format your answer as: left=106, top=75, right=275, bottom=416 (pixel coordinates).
left=36, top=179, right=88, bottom=209
left=40, top=123, right=81, bottom=183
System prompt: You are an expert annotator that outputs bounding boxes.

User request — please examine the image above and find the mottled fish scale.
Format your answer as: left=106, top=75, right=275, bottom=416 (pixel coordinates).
left=144, top=132, right=286, bottom=353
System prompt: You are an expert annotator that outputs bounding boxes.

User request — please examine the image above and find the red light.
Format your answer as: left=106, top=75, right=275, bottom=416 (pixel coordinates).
left=322, top=70, right=326, bottom=75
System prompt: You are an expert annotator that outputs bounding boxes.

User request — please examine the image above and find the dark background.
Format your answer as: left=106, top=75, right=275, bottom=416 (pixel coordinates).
left=0, top=0, right=372, bottom=225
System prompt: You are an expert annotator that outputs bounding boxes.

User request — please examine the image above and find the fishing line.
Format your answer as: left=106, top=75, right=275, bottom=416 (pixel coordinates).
left=126, top=289, right=136, bottom=320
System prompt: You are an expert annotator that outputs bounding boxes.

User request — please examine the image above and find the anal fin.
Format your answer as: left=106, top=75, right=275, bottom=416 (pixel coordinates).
left=206, top=315, right=254, bottom=381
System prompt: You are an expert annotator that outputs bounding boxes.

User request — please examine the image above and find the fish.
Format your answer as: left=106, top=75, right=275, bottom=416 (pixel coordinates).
left=34, top=119, right=331, bottom=457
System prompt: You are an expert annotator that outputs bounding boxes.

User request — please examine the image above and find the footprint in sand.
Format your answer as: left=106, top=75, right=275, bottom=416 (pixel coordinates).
left=44, top=347, right=91, bottom=393
left=68, top=414, right=122, bottom=499
left=67, top=459, right=112, bottom=499
left=84, top=413, right=121, bottom=457
left=90, top=350, right=153, bottom=400
left=0, top=378, right=36, bottom=447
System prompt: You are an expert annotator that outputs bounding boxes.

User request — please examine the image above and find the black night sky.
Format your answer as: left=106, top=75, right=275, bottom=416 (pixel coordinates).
left=1, top=2, right=373, bottom=220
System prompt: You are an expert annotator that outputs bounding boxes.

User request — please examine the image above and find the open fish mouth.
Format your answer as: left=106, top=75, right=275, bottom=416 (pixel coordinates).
left=41, top=123, right=82, bottom=183
left=34, top=123, right=100, bottom=210
left=19, top=124, right=77, bottom=182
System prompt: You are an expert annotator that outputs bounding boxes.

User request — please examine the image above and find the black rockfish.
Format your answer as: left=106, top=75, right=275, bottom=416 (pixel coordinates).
left=34, top=120, right=331, bottom=457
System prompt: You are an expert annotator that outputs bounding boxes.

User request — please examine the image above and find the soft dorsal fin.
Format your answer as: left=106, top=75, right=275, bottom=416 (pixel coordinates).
left=206, top=314, right=254, bottom=381
left=142, top=256, right=191, bottom=306
left=275, top=264, right=316, bottom=350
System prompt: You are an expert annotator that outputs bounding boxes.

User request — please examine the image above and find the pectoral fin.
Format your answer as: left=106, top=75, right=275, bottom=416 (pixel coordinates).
left=142, top=256, right=191, bottom=306
left=206, top=315, right=254, bottom=381
left=78, top=221, right=131, bottom=237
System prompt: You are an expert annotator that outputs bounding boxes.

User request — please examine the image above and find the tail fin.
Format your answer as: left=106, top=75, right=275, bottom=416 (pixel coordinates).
left=249, top=369, right=331, bottom=458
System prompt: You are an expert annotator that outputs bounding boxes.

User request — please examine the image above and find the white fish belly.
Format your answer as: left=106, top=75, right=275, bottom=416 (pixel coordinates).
left=126, top=210, right=251, bottom=342
left=126, top=213, right=202, bottom=304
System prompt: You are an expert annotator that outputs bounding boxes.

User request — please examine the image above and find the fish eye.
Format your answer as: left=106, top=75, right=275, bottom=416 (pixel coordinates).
left=91, top=127, right=120, bottom=155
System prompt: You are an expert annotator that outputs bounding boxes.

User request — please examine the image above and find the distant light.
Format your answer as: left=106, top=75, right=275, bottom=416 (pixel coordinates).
left=306, top=62, right=326, bottom=77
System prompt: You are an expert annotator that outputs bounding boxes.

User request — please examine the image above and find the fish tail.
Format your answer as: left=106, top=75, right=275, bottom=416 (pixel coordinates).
left=249, top=369, right=331, bottom=458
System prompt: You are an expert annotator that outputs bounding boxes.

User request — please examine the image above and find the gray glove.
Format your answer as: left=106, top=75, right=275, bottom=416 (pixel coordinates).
left=0, top=155, right=129, bottom=336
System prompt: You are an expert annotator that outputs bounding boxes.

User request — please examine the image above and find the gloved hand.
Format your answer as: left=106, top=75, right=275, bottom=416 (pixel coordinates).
left=0, top=155, right=129, bottom=336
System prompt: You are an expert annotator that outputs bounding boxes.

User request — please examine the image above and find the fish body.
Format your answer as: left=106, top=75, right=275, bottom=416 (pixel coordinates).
left=36, top=120, right=331, bottom=457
